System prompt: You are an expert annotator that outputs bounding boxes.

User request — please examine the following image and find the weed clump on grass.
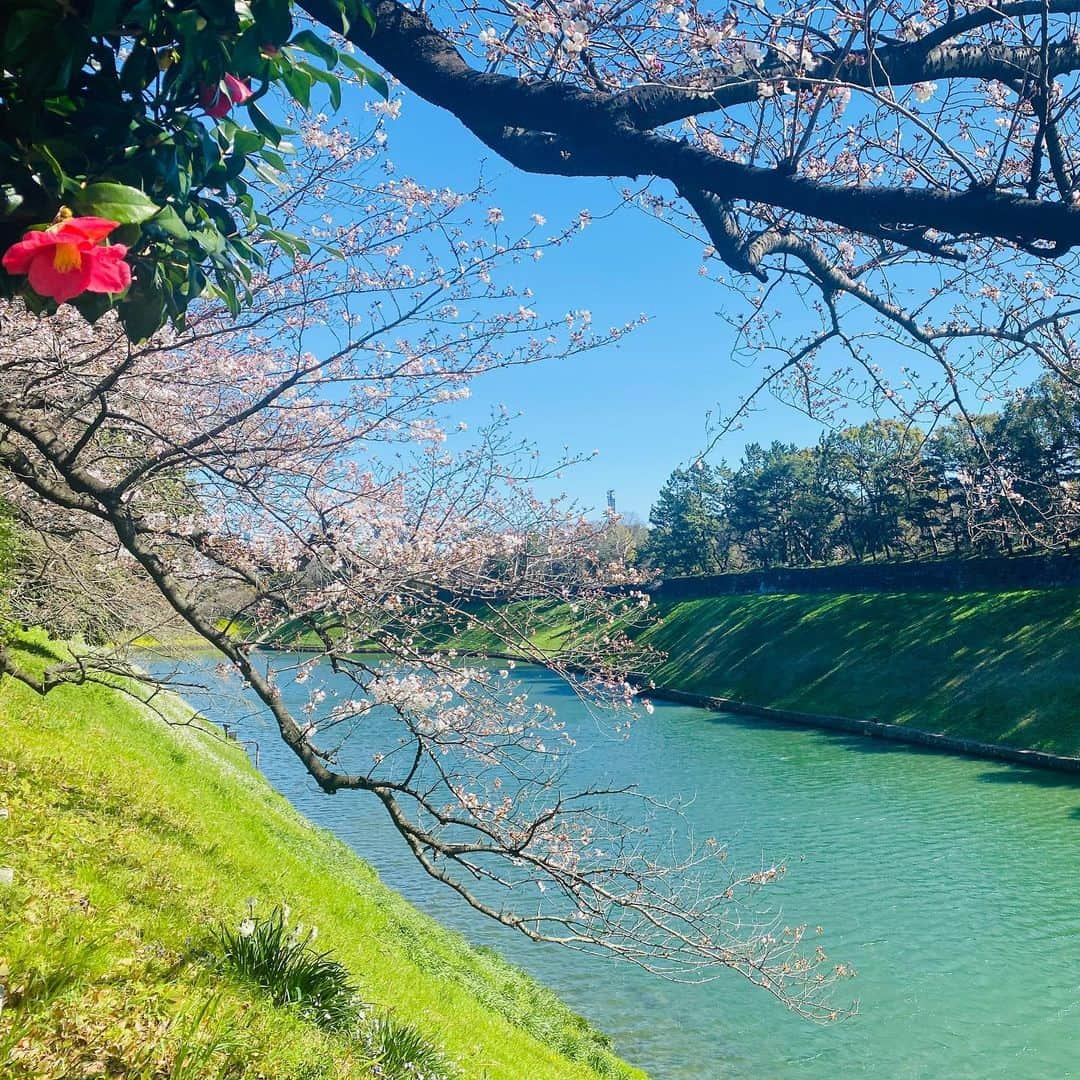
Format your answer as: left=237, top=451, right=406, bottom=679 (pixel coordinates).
left=363, top=1014, right=458, bottom=1079
left=216, top=904, right=460, bottom=1078
left=217, top=903, right=362, bottom=1033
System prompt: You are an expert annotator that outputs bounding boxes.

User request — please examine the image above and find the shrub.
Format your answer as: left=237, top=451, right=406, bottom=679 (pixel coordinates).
left=217, top=905, right=362, bottom=1032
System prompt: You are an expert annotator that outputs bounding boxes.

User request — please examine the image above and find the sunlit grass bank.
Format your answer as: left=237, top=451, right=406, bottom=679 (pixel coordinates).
left=0, top=632, right=643, bottom=1080
left=639, top=590, right=1080, bottom=754
left=426, top=590, right=1080, bottom=757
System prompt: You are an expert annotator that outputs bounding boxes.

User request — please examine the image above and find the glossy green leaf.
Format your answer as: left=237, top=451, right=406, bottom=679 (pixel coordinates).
left=297, top=62, right=341, bottom=110
left=281, top=64, right=313, bottom=109
left=246, top=101, right=282, bottom=146
left=338, top=54, right=388, bottom=99
left=147, top=206, right=192, bottom=241
left=290, top=29, right=339, bottom=69
left=74, top=183, right=160, bottom=224
left=117, top=283, right=167, bottom=341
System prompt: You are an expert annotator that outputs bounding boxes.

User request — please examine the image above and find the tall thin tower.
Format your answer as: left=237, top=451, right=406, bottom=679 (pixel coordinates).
left=606, top=489, right=616, bottom=513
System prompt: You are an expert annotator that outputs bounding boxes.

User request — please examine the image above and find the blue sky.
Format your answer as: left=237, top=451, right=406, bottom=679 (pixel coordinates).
left=374, top=92, right=831, bottom=519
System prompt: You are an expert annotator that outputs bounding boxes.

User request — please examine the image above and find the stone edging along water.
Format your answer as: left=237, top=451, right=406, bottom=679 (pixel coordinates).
left=452, top=649, right=1080, bottom=775
left=642, top=684, right=1080, bottom=775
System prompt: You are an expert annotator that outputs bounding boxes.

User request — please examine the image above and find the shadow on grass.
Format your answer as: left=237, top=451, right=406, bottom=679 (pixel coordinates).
left=11, top=636, right=59, bottom=660
left=643, top=589, right=1080, bottom=756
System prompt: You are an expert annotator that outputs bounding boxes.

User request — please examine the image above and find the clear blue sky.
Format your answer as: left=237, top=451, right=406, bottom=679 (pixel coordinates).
left=288, top=69, right=1038, bottom=521
left=367, top=91, right=834, bottom=520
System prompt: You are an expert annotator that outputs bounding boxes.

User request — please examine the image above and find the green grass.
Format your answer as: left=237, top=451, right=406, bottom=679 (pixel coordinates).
left=0, top=631, right=643, bottom=1080
left=424, top=590, right=1080, bottom=758
left=638, top=590, right=1080, bottom=754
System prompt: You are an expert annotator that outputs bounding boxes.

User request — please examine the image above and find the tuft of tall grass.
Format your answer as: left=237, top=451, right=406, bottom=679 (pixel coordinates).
left=363, top=1014, right=458, bottom=1079
left=217, top=904, right=362, bottom=1032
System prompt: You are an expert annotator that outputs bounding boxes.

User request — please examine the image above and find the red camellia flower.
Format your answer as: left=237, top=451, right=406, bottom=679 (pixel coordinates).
left=198, top=73, right=253, bottom=119
left=2, top=214, right=132, bottom=304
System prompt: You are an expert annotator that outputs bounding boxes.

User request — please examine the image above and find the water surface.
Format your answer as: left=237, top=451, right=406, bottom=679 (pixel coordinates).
left=154, top=655, right=1080, bottom=1079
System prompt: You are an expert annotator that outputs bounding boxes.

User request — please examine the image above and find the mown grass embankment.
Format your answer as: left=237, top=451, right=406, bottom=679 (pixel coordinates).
left=428, top=590, right=1080, bottom=758
left=0, top=632, right=643, bottom=1080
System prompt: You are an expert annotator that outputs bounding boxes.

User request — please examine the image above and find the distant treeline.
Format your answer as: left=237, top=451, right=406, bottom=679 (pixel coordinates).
left=640, top=376, right=1079, bottom=577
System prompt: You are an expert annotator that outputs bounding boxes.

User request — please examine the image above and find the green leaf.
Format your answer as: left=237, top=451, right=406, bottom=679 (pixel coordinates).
left=120, top=42, right=157, bottom=94
left=3, top=9, right=49, bottom=57
left=74, top=183, right=160, bottom=224
left=193, top=227, right=227, bottom=257
left=245, top=101, right=281, bottom=146
left=338, top=54, right=388, bottom=98
left=264, top=228, right=311, bottom=256
left=289, top=29, right=338, bottom=69
left=202, top=200, right=239, bottom=237
left=251, top=0, right=292, bottom=45
left=33, top=144, right=75, bottom=193
left=326, top=0, right=350, bottom=35
left=208, top=272, right=243, bottom=315
left=331, top=0, right=376, bottom=35
left=223, top=152, right=248, bottom=183
left=19, top=289, right=53, bottom=317
left=230, top=27, right=268, bottom=75
left=186, top=262, right=208, bottom=301
left=117, top=275, right=167, bottom=341
left=281, top=64, right=313, bottom=109
left=357, top=2, right=377, bottom=34
left=231, top=129, right=266, bottom=157
left=110, top=223, right=142, bottom=247
left=70, top=291, right=113, bottom=324
left=251, top=160, right=286, bottom=186
left=149, top=206, right=192, bottom=241
left=297, top=62, right=342, bottom=110
left=258, top=147, right=288, bottom=172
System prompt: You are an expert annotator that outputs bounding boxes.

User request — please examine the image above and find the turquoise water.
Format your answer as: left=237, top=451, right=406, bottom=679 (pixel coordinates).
left=159, top=656, right=1080, bottom=1078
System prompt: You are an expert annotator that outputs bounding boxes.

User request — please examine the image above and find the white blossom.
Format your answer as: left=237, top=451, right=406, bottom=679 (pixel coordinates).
left=743, top=42, right=766, bottom=65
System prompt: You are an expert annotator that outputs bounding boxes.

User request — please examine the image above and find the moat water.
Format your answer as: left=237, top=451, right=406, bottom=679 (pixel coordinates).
left=158, top=654, right=1080, bottom=1078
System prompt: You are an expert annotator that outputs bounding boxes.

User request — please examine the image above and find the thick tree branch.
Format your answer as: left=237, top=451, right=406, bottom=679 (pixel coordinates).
left=301, top=0, right=1080, bottom=251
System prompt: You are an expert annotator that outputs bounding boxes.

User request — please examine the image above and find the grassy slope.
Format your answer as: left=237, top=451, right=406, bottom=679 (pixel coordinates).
left=432, top=590, right=1080, bottom=757
left=639, top=590, right=1080, bottom=754
left=0, top=633, right=643, bottom=1080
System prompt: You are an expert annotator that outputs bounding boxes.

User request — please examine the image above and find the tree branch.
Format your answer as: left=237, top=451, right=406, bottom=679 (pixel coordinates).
left=301, top=0, right=1080, bottom=252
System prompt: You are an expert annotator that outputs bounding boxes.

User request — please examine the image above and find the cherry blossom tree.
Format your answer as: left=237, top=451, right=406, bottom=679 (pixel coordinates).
left=0, top=122, right=852, bottom=1019
left=9, top=0, right=1080, bottom=541
left=346, top=0, right=1080, bottom=458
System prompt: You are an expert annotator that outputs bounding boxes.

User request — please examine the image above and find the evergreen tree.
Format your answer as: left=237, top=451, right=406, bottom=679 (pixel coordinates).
left=641, top=464, right=730, bottom=576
